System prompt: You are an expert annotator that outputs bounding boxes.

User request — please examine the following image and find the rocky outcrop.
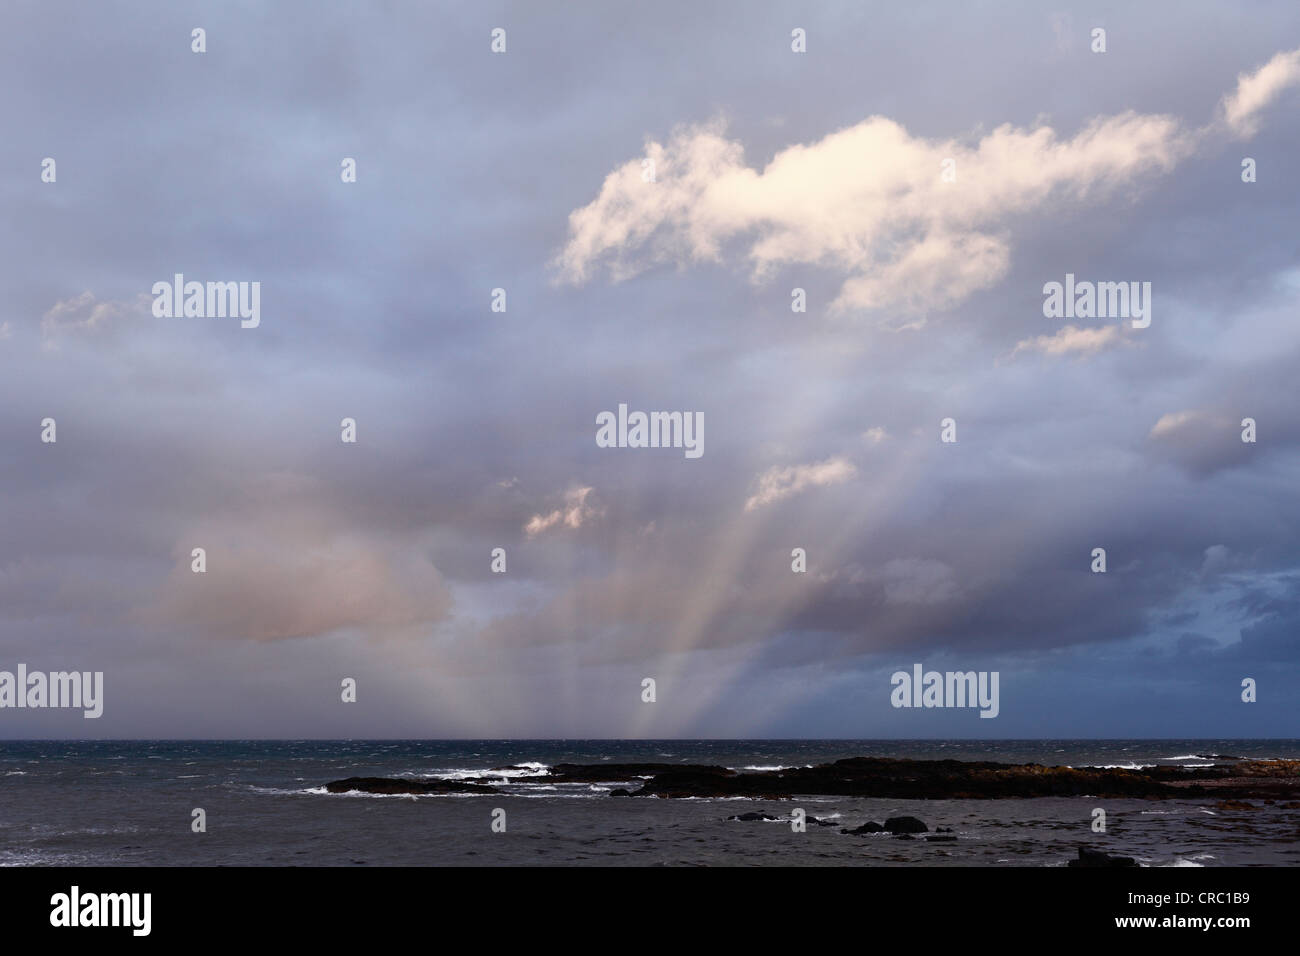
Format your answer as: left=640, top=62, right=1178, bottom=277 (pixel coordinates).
left=324, top=776, right=498, bottom=795
left=321, top=758, right=1300, bottom=801
left=546, top=763, right=735, bottom=783
left=842, top=816, right=929, bottom=835
left=842, top=821, right=886, bottom=834
left=619, top=757, right=1300, bottom=800
left=884, top=815, right=929, bottom=834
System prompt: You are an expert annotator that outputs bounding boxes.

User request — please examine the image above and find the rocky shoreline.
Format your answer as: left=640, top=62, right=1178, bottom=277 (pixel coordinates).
left=324, top=776, right=497, bottom=795
left=324, top=755, right=1300, bottom=801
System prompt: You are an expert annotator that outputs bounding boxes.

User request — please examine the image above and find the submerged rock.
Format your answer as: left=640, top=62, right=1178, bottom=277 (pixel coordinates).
left=1068, top=847, right=1138, bottom=868
left=726, top=810, right=836, bottom=826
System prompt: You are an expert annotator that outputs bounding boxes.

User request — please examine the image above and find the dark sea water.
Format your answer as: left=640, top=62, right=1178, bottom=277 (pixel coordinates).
left=1, top=739, right=1297, bottom=867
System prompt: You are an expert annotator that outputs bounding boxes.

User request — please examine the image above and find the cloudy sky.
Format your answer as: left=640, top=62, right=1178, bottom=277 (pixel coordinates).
left=1, top=1, right=1298, bottom=738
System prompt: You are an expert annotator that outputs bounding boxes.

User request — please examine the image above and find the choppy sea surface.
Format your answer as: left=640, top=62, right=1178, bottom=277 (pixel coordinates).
left=1, top=739, right=1297, bottom=866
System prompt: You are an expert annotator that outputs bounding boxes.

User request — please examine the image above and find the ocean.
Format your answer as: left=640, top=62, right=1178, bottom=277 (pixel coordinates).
left=2, top=739, right=1297, bottom=867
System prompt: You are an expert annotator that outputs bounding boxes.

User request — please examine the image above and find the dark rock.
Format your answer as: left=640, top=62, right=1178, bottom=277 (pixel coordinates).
left=725, top=810, right=835, bottom=825
left=884, top=815, right=929, bottom=834
left=324, top=776, right=497, bottom=795
left=609, top=788, right=631, bottom=797
left=548, top=763, right=735, bottom=783
left=896, top=833, right=916, bottom=840
left=628, top=766, right=749, bottom=798
left=1068, top=847, right=1138, bottom=868
left=630, top=756, right=1190, bottom=799
left=842, top=820, right=886, bottom=834
left=513, top=757, right=1300, bottom=802
left=326, top=757, right=1300, bottom=802
left=1215, top=800, right=1256, bottom=811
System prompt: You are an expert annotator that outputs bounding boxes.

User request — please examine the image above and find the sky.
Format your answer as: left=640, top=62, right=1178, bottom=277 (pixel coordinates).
left=0, top=1, right=1298, bottom=738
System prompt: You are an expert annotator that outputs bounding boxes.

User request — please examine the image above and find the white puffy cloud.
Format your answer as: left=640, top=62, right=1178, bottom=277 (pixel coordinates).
left=524, top=485, right=602, bottom=536
left=1149, top=409, right=1228, bottom=440
left=557, top=47, right=1300, bottom=317
left=41, top=291, right=150, bottom=344
left=1012, top=324, right=1125, bottom=358
left=745, top=456, right=856, bottom=511
left=1221, top=48, right=1300, bottom=138
left=557, top=112, right=1189, bottom=317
